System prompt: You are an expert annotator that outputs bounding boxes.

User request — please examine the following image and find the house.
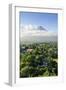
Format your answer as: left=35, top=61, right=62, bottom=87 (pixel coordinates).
left=27, top=49, right=33, bottom=52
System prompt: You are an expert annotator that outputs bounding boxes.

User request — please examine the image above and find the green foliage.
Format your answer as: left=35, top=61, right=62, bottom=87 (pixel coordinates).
left=20, top=42, right=58, bottom=77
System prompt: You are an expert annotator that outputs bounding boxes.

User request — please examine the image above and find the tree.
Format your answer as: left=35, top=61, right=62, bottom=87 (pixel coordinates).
left=20, top=42, right=58, bottom=77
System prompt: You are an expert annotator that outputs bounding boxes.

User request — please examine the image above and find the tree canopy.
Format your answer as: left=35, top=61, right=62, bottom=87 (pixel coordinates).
left=20, top=42, right=58, bottom=77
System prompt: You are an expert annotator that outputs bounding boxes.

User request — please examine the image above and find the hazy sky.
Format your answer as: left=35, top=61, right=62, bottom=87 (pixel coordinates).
left=19, top=12, right=58, bottom=32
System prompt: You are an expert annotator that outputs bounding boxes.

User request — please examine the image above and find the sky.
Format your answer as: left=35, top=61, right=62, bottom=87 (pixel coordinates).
left=19, top=12, right=58, bottom=32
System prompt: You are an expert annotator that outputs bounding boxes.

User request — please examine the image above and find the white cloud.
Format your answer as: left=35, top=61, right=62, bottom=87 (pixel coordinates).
left=20, top=24, right=57, bottom=38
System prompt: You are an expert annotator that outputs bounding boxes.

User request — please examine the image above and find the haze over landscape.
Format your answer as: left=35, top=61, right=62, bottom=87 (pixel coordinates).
left=20, top=24, right=57, bottom=44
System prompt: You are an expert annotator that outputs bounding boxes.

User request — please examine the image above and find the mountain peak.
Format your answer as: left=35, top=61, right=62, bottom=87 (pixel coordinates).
left=37, top=26, right=47, bottom=31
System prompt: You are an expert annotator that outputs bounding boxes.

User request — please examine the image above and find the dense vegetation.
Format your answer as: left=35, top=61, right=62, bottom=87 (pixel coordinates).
left=20, top=42, right=58, bottom=78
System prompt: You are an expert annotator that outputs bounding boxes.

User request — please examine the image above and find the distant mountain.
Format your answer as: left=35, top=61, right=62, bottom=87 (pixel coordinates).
left=37, top=26, right=47, bottom=31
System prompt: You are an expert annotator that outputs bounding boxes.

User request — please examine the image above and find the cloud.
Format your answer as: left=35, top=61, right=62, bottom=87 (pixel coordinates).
left=20, top=24, right=57, bottom=38
left=20, top=24, right=46, bottom=31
